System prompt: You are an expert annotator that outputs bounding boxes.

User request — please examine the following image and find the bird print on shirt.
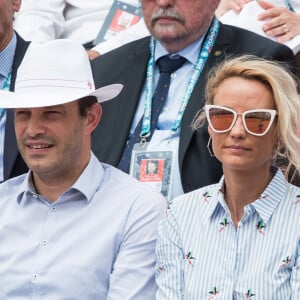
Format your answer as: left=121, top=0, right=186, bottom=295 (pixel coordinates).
left=185, top=251, right=196, bottom=266
left=202, top=191, right=212, bottom=203
left=208, top=286, right=219, bottom=299
left=255, top=219, right=266, bottom=235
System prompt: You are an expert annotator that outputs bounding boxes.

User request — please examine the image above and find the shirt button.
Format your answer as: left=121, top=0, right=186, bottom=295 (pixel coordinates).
left=52, top=206, right=56, bottom=212
left=32, top=274, right=38, bottom=280
left=171, top=73, right=176, bottom=78
left=42, top=240, right=48, bottom=246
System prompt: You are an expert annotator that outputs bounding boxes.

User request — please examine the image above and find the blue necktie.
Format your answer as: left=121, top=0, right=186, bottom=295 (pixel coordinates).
left=118, top=55, right=186, bottom=173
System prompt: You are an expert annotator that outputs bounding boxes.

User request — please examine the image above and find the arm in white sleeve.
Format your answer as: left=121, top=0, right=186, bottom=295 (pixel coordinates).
left=107, top=191, right=166, bottom=299
left=13, top=0, right=66, bottom=42
left=91, top=18, right=149, bottom=55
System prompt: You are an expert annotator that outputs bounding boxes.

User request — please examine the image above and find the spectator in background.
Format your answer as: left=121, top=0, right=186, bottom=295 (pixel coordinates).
left=0, top=39, right=165, bottom=299
left=216, top=0, right=300, bottom=44
left=90, top=0, right=295, bottom=201
left=89, top=17, right=149, bottom=59
left=13, top=0, right=112, bottom=46
left=13, top=0, right=146, bottom=59
left=0, top=0, right=30, bottom=183
left=215, top=0, right=251, bottom=17
left=156, top=55, right=300, bottom=299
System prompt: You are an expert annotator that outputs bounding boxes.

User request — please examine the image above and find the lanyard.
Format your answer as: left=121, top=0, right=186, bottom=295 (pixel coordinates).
left=0, top=72, right=11, bottom=117
left=284, top=0, right=295, bottom=12
left=140, top=17, right=220, bottom=140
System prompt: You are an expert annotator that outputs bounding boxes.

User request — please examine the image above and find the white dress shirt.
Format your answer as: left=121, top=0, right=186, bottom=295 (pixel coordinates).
left=14, top=0, right=113, bottom=44
left=14, top=0, right=142, bottom=48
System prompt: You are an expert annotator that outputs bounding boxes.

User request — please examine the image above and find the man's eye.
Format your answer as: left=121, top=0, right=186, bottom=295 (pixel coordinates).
left=16, top=111, right=30, bottom=116
left=45, top=111, right=62, bottom=115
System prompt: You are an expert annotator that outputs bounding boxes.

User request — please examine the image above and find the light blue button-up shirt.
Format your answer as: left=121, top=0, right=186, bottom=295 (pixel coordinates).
left=156, top=169, right=300, bottom=299
left=0, top=33, right=16, bottom=182
left=0, top=153, right=166, bottom=299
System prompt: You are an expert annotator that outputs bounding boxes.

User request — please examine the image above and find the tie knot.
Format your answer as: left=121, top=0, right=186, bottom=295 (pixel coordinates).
left=157, top=55, right=186, bottom=74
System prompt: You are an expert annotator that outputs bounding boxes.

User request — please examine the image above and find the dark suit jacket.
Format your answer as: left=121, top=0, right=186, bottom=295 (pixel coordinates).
left=2, top=33, right=30, bottom=181
left=91, top=23, right=295, bottom=193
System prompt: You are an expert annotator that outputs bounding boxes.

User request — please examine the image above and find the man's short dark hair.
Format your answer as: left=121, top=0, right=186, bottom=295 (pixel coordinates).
left=78, top=96, right=98, bottom=116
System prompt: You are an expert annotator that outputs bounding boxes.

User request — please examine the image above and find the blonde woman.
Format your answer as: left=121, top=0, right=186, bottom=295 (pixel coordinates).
left=156, top=55, right=300, bottom=299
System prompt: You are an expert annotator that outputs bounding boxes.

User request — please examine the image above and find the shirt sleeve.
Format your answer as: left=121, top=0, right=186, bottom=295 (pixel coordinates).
left=106, top=191, right=166, bottom=300
left=155, top=202, right=185, bottom=300
left=13, top=0, right=65, bottom=42
left=91, top=18, right=149, bottom=55
left=291, top=238, right=300, bottom=299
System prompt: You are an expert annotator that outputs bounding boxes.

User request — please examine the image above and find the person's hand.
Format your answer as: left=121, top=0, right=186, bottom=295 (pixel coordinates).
left=87, top=50, right=101, bottom=60
left=258, top=0, right=300, bottom=43
left=215, top=0, right=252, bottom=18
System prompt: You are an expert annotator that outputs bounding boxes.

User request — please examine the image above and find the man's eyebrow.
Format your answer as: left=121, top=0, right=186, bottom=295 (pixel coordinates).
left=43, top=105, right=65, bottom=110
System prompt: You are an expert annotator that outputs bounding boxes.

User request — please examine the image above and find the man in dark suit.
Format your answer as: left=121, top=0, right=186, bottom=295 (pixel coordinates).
left=91, top=0, right=295, bottom=199
left=0, top=0, right=30, bottom=182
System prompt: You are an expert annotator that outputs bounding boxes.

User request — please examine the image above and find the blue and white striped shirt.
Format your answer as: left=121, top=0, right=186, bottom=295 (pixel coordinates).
left=156, top=169, right=300, bottom=299
left=0, top=33, right=17, bottom=182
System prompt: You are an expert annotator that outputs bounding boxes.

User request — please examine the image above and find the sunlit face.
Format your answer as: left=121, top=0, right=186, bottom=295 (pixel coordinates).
left=14, top=101, right=100, bottom=182
left=0, top=0, right=21, bottom=49
left=209, top=77, right=277, bottom=173
left=142, top=0, right=219, bottom=52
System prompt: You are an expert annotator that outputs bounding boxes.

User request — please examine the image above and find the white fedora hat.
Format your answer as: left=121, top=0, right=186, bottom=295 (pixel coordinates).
left=0, top=39, right=123, bottom=108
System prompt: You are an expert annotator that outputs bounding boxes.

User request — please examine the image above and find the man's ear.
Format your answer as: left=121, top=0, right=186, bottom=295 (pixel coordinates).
left=87, top=103, right=102, bottom=133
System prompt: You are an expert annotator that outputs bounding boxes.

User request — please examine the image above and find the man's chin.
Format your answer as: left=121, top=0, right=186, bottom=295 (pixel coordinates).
left=153, top=27, right=186, bottom=44
left=26, top=160, right=55, bottom=175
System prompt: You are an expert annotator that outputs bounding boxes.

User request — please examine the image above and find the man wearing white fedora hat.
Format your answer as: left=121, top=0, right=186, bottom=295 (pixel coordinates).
left=0, top=39, right=166, bottom=299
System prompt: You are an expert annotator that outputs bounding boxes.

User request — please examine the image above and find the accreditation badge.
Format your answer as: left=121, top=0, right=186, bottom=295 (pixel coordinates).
left=130, top=142, right=174, bottom=200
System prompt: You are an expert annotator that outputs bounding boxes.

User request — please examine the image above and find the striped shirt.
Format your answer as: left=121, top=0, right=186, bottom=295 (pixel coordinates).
left=0, top=33, right=17, bottom=182
left=156, top=169, right=300, bottom=299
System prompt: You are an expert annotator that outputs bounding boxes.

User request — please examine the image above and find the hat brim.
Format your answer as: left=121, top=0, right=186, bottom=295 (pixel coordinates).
left=0, top=83, right=123, bottom=108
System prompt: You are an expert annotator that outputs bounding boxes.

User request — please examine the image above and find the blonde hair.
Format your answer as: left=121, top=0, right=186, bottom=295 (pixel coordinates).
left=193, top=55, right=300, bottom=181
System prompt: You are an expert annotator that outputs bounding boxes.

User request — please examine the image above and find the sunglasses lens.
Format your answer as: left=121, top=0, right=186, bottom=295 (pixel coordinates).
left=244, top=112, right=273, bottom=135
left=208, top=107, right=234, bottom=131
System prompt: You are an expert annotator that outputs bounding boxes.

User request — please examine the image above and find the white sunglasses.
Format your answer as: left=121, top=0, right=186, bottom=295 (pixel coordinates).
left=205, top=105, right=277, bottom=136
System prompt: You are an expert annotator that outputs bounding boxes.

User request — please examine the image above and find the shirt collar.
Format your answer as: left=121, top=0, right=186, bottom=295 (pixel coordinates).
left=203, top=168, right=287, bottom=225
left=155, top=35, right=205, bottom=66
left=0, top=32, right=17, bottom=78
left=200, top=178, right=224, bottom=226
left=250, top=168, right=286, bottom=224
left=71, top=152, right=104, bottom=202
left=17, top=152, right=104, bottom=205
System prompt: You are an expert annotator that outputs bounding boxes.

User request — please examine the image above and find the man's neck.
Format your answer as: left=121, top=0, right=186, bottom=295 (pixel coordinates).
left=0, top=31, right=13, bottom=52
left=31, top=161, right=90, bottom=203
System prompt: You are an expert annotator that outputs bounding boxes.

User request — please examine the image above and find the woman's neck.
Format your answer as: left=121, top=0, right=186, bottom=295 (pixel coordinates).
left=223, top=166, right=273, bottom=228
